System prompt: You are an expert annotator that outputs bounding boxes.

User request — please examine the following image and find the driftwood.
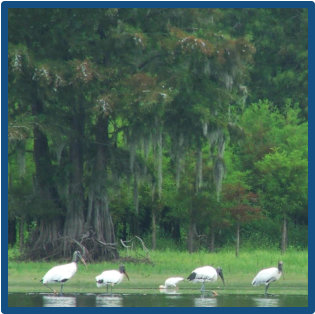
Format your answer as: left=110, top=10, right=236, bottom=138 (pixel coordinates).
left=76, top=230, right=119, bottom=261
left=23, top=230, right=119, bottom=261
left=21, top=230, right=151, bottom=264
left=119, top=236, right=152, bottom=264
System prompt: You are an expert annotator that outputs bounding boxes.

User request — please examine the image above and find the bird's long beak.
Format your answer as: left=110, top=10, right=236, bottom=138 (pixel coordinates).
left=219, top=273, right=225, bottom=286
left=124, top=271, right=130, bottom=281
left=80, top=256, right=87, bottom=269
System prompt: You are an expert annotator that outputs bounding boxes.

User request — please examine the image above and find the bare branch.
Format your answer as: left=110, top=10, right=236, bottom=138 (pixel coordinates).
left=120, top=239, right=131, bottom=248
left=135, top=236, right=149, bottom=253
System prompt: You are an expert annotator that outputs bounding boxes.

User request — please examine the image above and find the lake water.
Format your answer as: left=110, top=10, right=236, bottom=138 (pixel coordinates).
left=8, top=292, right=307, bottom=307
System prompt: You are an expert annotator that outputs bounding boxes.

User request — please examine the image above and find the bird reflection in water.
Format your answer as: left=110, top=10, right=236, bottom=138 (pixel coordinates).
left=96, top=295, right=123, bottom=307
left=253, top=297, right=280, bottom=307
left=194, top=296, right=218, bottom=307
left=159, top=287, right=180, bottom=295
left=42, top=295, right=76, bottom=307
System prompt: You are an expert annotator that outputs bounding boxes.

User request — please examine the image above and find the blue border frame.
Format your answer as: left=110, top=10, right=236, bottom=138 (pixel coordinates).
left=0, top=1, right=314, bottom=8
left=2, top=2, right=313, bottom=313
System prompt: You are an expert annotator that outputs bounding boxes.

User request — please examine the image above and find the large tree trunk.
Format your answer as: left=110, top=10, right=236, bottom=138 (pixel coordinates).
left=33, top=218, right=62, bottom=258
left=8, top=169, right=16, bottom=247
left=235, top=222, right=240, bottom=257
left=281, top=215, right=287, bottom=254
left=85, top=115, right=118, bottom=260
left=188, top=221, right=196, bottom=253
left=8, top=218, right=16, bottom=247
left=210, top=224, right=215, bottom=252
left=63, top=136, right=85, bottom=240
left=63, top=103, right=85, bottom=256
left=28, top=99, right=63, bottom=259
left=152, top=210, right=157, bottom=250
left=19, top=217, right=24, bottom=251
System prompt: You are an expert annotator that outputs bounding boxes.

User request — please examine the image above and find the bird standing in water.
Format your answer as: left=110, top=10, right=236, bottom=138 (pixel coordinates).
left=96, top=265, right=129, bottom=294
left=252, top=261, right=283, bottom=295
left=187, top=265, right=225, bottom=292
left=41, top=251, right=87, bottom=295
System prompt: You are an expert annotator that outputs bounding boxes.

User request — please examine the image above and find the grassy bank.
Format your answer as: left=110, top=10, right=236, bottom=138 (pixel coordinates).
left=8, top=248, right=308, bottom=295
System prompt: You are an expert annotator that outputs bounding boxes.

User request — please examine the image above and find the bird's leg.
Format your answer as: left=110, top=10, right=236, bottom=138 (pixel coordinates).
left=106, top=285, right=109, bottom=294
left=200, top=282, right=205, bottom=293
left=60, top=283, right=64, bottom=296
left=44, top=284, right=57, bottom=295
left=200, top=283, right=206, bottom=298
left=264, top=284, right=270, bottom=296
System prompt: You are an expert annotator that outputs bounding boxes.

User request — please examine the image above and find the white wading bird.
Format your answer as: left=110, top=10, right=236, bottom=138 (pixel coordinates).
left=252, top=261, right=283, bottom=295
left=159, top=277, right=184, bottom=289
left=41, top=250, right=87, bottom=295
left=96, top=265, right=129, bottom=294
left=187, top=266, right=225, bottom=292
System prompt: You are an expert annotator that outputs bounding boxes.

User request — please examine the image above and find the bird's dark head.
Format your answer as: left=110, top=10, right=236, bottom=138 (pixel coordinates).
left=73, top=251, right=81, bottom=262
left=119, top=265, right=129, bottom=280
left=216, top=267, right=225, bottom=286
left=278, top=261, right=283, bottom=272
left=73, top=251, right=87, bottom=268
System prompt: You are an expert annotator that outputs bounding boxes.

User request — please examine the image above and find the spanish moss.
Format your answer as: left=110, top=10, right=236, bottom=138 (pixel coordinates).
left=129, top=140, right=136, bottom=174
left=195, top=146, right=203, bottom=192
left=213, top=157, right=225, bottom=202
left=202, top=122, right=208, bottom=137
left=175, top=133, right=185, bottom=189
left=133, top=173, right=139, bottom=215
left=156, top=127, right=163, bottom=199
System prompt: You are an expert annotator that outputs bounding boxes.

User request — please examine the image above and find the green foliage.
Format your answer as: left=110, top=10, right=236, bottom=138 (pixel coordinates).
left=256, top=150, right=307, bottom=215
left=8, top=9, right=307, bottom=258
left=220, top=8, right=308, bottom=119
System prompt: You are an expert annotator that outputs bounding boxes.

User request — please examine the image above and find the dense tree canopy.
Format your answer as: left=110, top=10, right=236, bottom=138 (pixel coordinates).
left=8, top=8, right=308, bottom=260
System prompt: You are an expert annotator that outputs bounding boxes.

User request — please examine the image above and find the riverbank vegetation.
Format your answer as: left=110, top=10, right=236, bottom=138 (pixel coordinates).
left=8, top=8, right=308, bottom=261
left=8, top=248, right=307, bottom=295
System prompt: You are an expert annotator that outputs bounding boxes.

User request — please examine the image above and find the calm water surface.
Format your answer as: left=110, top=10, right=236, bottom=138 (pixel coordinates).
left=8, top=292, right=307, bottom=307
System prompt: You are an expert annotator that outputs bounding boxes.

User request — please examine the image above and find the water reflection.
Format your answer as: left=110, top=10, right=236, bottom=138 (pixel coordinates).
left=96, top=295, right=123, bottom=307
left=42, top=295, right=76, bottom=307
left=159, top=288, right=180, bottom=295
left=7, top=292, right=308, bottom=307
left=194, top=296, right=217, bottom=307
left=253, top=297, right=280, bottom=307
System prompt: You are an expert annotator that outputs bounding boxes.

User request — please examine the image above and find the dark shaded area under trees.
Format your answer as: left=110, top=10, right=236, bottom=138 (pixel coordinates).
left=8, top=8, right=308, bottom=261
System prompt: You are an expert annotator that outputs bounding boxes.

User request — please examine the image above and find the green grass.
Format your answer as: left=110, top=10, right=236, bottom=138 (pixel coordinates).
left=8, top=248, right=308, bottom=295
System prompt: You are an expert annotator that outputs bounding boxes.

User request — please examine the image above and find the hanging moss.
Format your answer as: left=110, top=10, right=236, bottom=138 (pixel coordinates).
left=129, top=141, right=136, bottom=174
left=143, top=135, right=151, bottom=160
left=213, top=157, right=226, bottom=202
left=54, top=141, right=66, bottom=166
left=133, top=173, right=139, bottom=215
left=202, top=122, right=208, bottom=137
left=223, top=72, right=233, bottom=91
left=218, top=132, right=225, bottom=158
left=156, top=125, right=163, bottom=199
left=195, top=146, right=203, bottom=192
left=175, top=133, right=185, bottom=189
